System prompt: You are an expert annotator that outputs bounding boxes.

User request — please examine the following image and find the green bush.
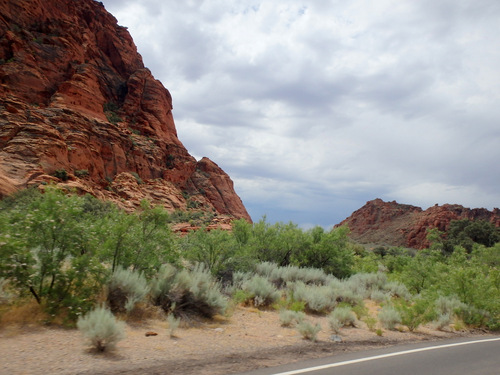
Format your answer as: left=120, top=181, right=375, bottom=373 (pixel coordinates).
left=394, top=297, right=437, bottom=331
left=330, top=306, right=356, bottom=328
left=456, top=304, right=491, bottom=328
left=363, top=316, right=378, bottom=331
left=103, top=102, right=123, bottom=124
left=77, top=305, right=126, bottom=352
left=383, top=281, right=411, bottom=300
left=289, top=281, right=336, bottom=313
left=433, top=313, right=452, bottom=331
left=370, top=290, right=390, bottom=303
left=297, top=320, right=321, bottom=342
left=293, top=225, right=354, bottom=278
left=279, top=309, right=305, bottom=327
left=257, top=264, right=330, bottom=287
left=435, top=295, right=466, bottom=316
left=232, top=289, right=254, bottom=305
left=74, top=169, right=89, bottom=178
left=107, top=267, right=149, bottom=314
left=332, top=284, right=363, bottom=306
left=151, top=264, right=227, bottom=318
left=240, top=275, right=281, bottom=307
left=53, top=169, right=69, bottom=181
left=329, top=317, right=342, bottom=333
left=378, top=306, right=401, bottom=330
left=167, top=313, right=180, bottom=338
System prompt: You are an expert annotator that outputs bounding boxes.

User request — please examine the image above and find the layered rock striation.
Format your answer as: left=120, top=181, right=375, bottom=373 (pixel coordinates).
left=337, top=198, right=500, bottom=249
left=0, top=0, right=251, bottom=222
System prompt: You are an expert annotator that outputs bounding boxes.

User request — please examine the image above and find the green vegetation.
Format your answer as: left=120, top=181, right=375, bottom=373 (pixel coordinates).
left=74, top=169, right=89, bottom=178
left=53, top=169, right=69, bottom=181
left=279, top=309, right=305, bottom=327
left=167, top=313, right=180, bottom=338
left=0, top=187, right=498, bottom=342
left=77, top=305, right=125, bottom=352
left=150, top=263, right=227, bottom=318
left=103, top=102, right=123, bottom=124
left=297, top=320, right=322, bottom=342
left=107, top=267, right=149, bottom=314
left=378, top=306, right=401, bottom=330
left=329, top=306, right=357, bottom=328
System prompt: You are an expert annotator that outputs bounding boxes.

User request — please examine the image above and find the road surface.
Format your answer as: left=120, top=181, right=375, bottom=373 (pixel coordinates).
left=236, top=336, right=500, bottom=375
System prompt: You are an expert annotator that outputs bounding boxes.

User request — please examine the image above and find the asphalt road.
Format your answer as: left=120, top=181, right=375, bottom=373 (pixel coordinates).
left=236, top=336, right=500, bottom=375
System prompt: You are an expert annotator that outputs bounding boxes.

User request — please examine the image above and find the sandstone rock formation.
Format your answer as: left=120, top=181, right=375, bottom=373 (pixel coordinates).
left=337, top=198, right=500, bottom=249
left=0, top=0, right=251, bottom=222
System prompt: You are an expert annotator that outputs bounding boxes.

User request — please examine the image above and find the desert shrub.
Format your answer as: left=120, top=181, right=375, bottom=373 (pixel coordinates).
left=231, top=271, right=251, bottom=289
left=77, top=305, right=126, bottom=352
left=232, top=289, right=254, bottom=305
left=351, top=302, right=369, bottom=320
left=456, top=304, right=491, bottom=328
left=274, top=292, right=307, bottom=312
left=330, top=306, right=356, bottom=328
left=279, top=309, right=306, bottom=327
left=289, top=281, right=336, bottom=313
left=329, top=317, right=342, bottom=333
left=343, top=272, right=387, bottom=299
left=254, top=262, right=277, bottom=278
left=363, top=316, right=378, bottom=331
left=287, top=299, right=307, bottom=312
left=378, top=306, right=401, bottom=330
left=167, top=313, right=180, bottom=337
left=297, top=320, right=321, bottom=342
left=370, top=290, right=390, bottom=303
left=151, top=263, right=227, bottom=318
left=433, top=313, right=453, bottom=330
left=151, top=264, right=177, bottom=306
left=394, top=297, right=437, bottom=331
left=53, top=169, right=69, bottom=181
left=333, top=283, right=363, bottom=306
left=173, top=264, right=228, bottom=317
left=104, top=102, right=123, bottom=124
left=240, top=275, right=281, bottom=307
left=435, top=295, right=467, bottom=316
left=254, top=263, right=331, bottom=288
left=383, top=281, right=411, bottom=300
left=107, top=267, right=149, bottom=314
left=74, top=169, right=89, bottom=178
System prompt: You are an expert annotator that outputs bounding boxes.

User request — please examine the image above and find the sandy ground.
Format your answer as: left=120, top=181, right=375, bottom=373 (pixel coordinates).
left=0, top=305, right=489, bottom=375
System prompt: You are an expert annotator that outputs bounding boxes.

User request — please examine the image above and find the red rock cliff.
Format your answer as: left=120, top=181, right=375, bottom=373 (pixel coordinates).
left=337, top=198, right=499, bottom=249
left=0, top=0, right=251, bottom=222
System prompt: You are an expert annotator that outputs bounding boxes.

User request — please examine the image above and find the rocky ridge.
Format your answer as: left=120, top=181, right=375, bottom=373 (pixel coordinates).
left=337, top=198, right=500, bottom=249
left=0, top=0, right=251, bottom=222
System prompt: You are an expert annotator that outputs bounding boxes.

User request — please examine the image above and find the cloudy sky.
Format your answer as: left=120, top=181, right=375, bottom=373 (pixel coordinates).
left=100, top=0, right=500, bottom=228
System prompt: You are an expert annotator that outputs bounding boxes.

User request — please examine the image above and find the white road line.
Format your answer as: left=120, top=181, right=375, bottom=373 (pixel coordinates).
left=271, top=337, right=500, bottom=375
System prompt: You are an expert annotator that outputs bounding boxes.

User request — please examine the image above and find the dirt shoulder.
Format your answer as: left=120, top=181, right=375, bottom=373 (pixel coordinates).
left=0, top=306, right=490, bottom=375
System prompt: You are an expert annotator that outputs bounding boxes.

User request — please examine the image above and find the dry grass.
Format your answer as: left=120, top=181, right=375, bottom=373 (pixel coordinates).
left=0, top=300, right=48, bottom=328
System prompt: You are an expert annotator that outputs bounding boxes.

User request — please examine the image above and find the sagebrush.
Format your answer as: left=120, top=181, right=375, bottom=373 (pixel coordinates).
left=77, top=306, right=125, bottom=352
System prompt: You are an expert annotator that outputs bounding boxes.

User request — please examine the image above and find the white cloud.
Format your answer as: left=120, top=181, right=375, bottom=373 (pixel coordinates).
left=101, top=0, right=500, bottom=225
